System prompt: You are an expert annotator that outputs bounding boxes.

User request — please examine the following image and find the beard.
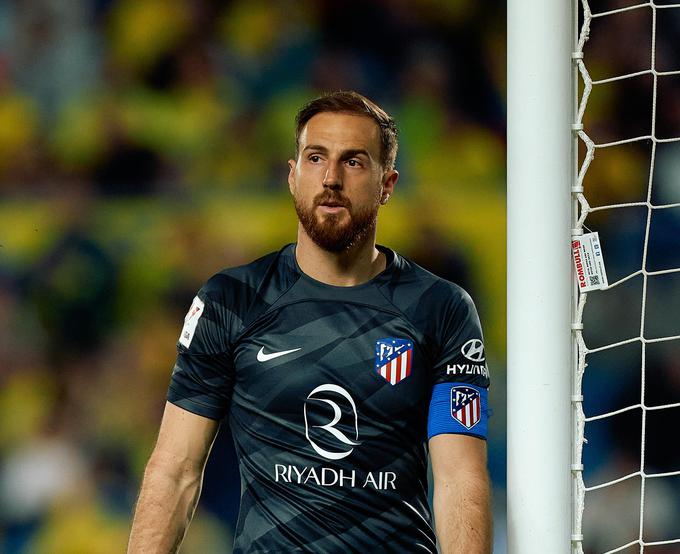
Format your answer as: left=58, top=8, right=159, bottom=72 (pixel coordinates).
left=293, top=189, right=380, bottom=253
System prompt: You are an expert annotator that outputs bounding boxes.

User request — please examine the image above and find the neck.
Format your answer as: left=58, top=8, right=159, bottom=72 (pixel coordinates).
left=295, top=225, right=386, bottom=286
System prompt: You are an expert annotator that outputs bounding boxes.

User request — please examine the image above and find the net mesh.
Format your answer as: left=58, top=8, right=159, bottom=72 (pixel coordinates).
left=572, top=1, right=680, bottom=553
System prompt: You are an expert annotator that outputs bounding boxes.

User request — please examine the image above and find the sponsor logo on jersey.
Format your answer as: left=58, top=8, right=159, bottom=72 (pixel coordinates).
left=273, top=465, right=397, bottom=490
left=461, top=339, right=485, bottom=362
left=446, top=363, right=489, bottom=378
left=304, top=384, right=360, bottom=460
left=375, top=338, right=413, bottom=385
left=450, top=386, right=482, bottom=429
left=256, top=346, right=302, bottom=362
left=178, top=296, right=204, bottom=348
left=273, top=384, right=399, bottom=490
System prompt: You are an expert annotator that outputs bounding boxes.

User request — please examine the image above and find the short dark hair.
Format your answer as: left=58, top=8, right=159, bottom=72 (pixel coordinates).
left=294, top=91, right=398, bottom=170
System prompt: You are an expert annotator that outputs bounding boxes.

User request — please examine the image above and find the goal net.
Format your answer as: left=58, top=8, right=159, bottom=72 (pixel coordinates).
left=571, top=1, right=680, bottom=553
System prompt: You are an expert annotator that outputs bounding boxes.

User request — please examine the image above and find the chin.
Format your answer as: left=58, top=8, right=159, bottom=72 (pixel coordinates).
left=294, top=196, right=375, bottom=252
left=316, top=222, right=351, bottom=241
left=316, top=212, right=348, bottom=226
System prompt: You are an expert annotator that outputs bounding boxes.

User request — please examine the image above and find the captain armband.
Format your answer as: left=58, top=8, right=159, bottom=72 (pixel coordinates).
left=427, top=382, right=489, bottom=440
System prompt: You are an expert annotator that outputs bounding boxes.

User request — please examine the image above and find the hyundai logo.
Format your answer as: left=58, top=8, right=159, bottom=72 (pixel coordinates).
left=461, top=339, right=485, bottom=362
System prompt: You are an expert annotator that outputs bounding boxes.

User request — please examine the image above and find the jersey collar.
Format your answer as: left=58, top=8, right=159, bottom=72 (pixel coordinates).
left=282, top=243, right=399, bottom=290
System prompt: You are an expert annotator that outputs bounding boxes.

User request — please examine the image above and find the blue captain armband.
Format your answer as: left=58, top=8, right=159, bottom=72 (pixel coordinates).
left=428, top=383, right=489, bottom=440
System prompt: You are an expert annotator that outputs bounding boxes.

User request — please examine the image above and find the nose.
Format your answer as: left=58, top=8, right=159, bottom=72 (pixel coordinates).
left=322, top=163, right=342, bottom=189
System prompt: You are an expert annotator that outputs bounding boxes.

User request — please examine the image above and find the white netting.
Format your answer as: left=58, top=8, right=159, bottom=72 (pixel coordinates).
left=572, top=2, right=680, bottom=553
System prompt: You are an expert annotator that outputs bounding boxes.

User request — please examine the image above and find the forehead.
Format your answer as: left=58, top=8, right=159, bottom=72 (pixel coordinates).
left=299, top=112, right=381, bottom=156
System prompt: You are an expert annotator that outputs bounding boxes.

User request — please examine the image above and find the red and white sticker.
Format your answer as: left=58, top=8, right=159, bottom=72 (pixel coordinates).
left=572, top=232, right=608, bottom=292
left=179, top=296, right=204, bottom=348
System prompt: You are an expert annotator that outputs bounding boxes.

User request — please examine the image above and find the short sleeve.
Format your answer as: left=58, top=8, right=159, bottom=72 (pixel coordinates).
left=427, top=288, right=490, bottom=441
left=167, top=284, right=236, bottom=421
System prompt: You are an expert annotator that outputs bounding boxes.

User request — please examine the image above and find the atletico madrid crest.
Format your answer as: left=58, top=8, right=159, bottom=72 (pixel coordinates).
left=450, top=386, right=482, bottom=429
left=375, top=338, right=413, bottom=385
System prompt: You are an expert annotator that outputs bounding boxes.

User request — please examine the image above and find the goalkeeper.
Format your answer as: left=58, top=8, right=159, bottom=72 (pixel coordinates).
left=128, top=91, right=492, bottom=553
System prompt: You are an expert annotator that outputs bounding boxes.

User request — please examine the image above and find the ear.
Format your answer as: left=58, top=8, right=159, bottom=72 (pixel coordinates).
left=381, top=169, right=399, bottom=199
left=287, top=159, right=297, bottom=195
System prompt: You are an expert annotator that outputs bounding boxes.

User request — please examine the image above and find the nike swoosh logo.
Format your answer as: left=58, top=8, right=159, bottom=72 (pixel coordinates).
left=257, top=346, right=302, bottom=362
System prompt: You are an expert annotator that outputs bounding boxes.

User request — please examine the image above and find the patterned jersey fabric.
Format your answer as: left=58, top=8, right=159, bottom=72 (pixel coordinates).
left=168, top=244, right=490, bottom=553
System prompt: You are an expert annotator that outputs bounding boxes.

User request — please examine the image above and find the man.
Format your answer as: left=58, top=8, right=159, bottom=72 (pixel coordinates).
left=128, top=91, right=491, bottom=553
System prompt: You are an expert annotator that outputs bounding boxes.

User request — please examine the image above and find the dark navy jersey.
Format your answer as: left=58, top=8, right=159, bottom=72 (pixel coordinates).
left=168, top=244, right=490, bottom=553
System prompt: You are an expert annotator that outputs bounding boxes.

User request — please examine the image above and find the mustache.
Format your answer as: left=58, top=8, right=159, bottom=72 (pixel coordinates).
left=314, top=191, right=351, bottom=208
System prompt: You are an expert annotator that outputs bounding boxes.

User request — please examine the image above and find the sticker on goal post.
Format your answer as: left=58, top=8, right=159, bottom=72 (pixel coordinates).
left=572, top=232, right=609, bottom=292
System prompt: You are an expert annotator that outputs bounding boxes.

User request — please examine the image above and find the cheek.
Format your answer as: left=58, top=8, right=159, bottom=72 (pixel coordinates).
left=354, top=182, right=382, bottom=204
left=295, top=166, right=322, bottom=190
left=291, top=176, right=317, bottom=206
left=296, top=176, right=317, bottom=197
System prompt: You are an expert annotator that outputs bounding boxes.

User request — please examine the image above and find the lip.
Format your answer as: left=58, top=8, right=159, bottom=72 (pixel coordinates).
left=317, top=205, right=347, bottom=214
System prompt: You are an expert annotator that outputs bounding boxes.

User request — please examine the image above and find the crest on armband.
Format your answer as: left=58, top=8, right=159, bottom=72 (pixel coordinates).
left=450, top=386, right=482, bottom=429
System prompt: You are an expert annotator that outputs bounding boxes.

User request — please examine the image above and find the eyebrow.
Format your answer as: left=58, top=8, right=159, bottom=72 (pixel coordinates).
left=302, top=145, right=372, bottom=159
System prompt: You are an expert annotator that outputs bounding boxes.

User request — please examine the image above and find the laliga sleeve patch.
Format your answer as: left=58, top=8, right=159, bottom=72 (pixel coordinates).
left=428, top=383, right=488, bottom=440
left=179, top=296, right=204, bottom=348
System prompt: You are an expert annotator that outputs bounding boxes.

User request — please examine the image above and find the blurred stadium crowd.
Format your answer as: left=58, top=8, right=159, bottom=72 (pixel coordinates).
left=0, top=0, right=678, bottom=552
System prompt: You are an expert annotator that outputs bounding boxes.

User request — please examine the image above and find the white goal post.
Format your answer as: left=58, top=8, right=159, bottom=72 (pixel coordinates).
left=507, top=0, right=573, bottom=552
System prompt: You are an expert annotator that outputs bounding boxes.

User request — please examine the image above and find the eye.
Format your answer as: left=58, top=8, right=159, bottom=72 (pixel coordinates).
left=346, top=159, right=361, bottom=168
left=309, top=154, right=322, bottom=163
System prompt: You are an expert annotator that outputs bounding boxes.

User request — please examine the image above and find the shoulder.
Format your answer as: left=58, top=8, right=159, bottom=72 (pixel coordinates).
left=380, top=250, right=483, bottom=349
left=388, top=250, right=476, bottom=316
left=198, top=245, right=298, bottom=315
left=203, top=249, right=282, bottom=293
